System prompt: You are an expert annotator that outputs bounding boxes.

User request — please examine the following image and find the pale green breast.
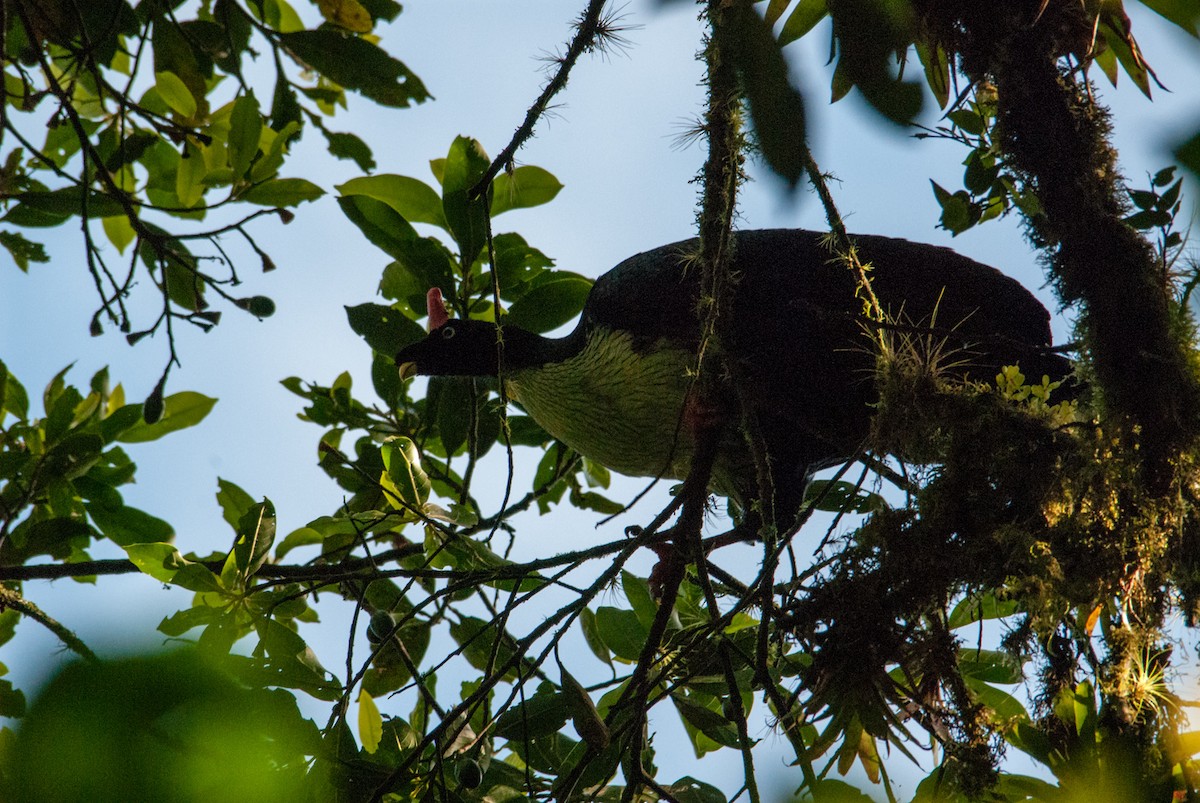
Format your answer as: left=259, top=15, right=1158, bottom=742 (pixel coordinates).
left=505, top=328, right=698, bottom=483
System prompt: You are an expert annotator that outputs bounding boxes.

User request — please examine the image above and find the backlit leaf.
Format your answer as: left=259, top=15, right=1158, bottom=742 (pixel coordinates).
left=155, top=71, right=197, bottom=118
left=118, top=391, right=216, bottom=443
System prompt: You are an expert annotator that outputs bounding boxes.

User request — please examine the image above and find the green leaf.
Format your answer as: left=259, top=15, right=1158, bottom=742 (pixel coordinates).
left=345, top=303, right=426, bottom=354
left=915, top=40, right=949, bottom=109
left=964, top=676, right=1029, bottom=721
left=213, top=477, right=254, bottom=531
left=8, top=188, right=126, bottom=220
left=279, top=30, right=430, bottom=107
left=4, top=369, right=29, bottom=420
left=123, top=542, right=184, bottom=583
left=337, top=195, right=419, bottom=261
left=490, top=166, right=563, bottom=216
left=233, top=500, right=275, bottom=576
left=323, top=130, right=375, bottom=171
left=228, top=92, right=263, bottom=180
left=778, top=0, right=828, bottom=45
left=0, top=230, right=49, bottom=271
left=1177, top=129, right=1200, bottom=186
left=86, top=501, right=174, bottom=547
left=118, top=391, right=216, bottom=443
left=958, top=648, right=1024, bottom=684
left=506, top=276, right=592, bottom=333
left=579, top=608, right=613, bottom=668
left=170, top=563, right=225, bottom=593
left=175, top=141, right=205, bottom=208
left=241, top=178, right=324, bottom=207
left=155, top=71, right=197, bottom=118
left=493, top=690, right=571, bottom=741
left=275, top=526, right=323, bottom=561
left=594, top=607, right=647, bottom=661
left=441, top=136, right=490, bottom=264
left=673, top=696, right=741, bottom=750
left=804, top=479, right=886, bottom=513
left=381, top=436, right=431, bottom=509
left=1141, top=0, right=1200, bottom=36
left=100, top=217, right=135, bottom=255
left=725, top=4, right=806, bottom=185
left=358, top=691, right=383, bottom=753
left=337, top=174, right=447, bottom=228
left=948, top=591, right=1019, bottom=630
left=622, top=570, right=658, bottom=632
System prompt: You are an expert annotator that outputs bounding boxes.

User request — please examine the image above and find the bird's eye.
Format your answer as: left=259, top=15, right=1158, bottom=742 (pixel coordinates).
left=440, top=325, right=457, bottom=340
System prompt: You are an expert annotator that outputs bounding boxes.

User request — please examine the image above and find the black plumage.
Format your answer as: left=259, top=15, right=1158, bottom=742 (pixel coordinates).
left=396, top=229, right=1070, bottom=530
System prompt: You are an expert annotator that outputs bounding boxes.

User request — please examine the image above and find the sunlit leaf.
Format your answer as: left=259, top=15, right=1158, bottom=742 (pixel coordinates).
left=358, top=690, right=383, bottom=753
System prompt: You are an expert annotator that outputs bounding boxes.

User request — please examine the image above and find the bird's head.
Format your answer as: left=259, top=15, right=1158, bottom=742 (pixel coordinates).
left=395, top=289, right=504, bottom=380
left=395, top=317, right=505, bottom=379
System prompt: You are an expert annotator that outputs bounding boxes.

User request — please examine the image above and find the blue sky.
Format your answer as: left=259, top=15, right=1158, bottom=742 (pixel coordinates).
left=3, top=0, right=1199, bottom=795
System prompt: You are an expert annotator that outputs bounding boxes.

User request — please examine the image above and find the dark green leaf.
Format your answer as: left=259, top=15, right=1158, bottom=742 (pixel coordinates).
left=234, top=499, right=275, bottom=576
left=724, top=4, right=806, bottom=185
left=804, top=479, right=886, bottom=513
left=662, top=777, right=727, bottom=803
left=673, top=696, right=741, bottom=749
left=965, top=676, right=1029, bottom=721
left=337, top=195, right=419, bottom=260
left=430, top=376, right=472, bottom=456
left=228, top=91, right=263, bottom=180
left=506, top=277, right=592, bottom=333
left=280, top=30, right=429, bottom=108
left=441, top=136, right=490, bottom=264
left=241, top=178, right=324, bottom=207
left=915, top=40, right=949, bottom=109
left=594, top=607, right=647, bottom=661
left=1177, top=129, right=1200, bottom=187
left=622, top=570, right=657, bottom=632
left=159, top=605, right=224, bottom=636
left=493, top=232, right=554, bottom=300
left=779, top=0, right=828, bottom=45
left=1128, top=188, right=1158, bottom=210
left=958, top=648, right=1024, bottom=684
left=152, top=13, right=209, bottom=116
left=4, top=368, right=29, bottom=420
left=86, top=500, right=174, bottom=547
left=323, top=130, right=375, bottom=172
left=1141, top=0, right=1198, bottom=35
left=1124, top=208, right=1172, bottom=230
left=579, top=607, right=613, bottom=668
left=948, top=591, right=1019, bottom=630
left=270, top=69, right=303, bottom=132
left=345, top=303, right=426, bottom=354
left=7, top=188, right=125, bottom=219
left=98, top=404, right=143, bottom=443
left=947, top=108, right=985, bottom=136
left=493, top=690, right=571, bottom=741
left=0, top=230, right=49, bottom=271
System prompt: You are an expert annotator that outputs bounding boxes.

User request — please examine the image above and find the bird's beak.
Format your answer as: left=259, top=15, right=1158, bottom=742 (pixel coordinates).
left=397, top=362, right=418, bottom=381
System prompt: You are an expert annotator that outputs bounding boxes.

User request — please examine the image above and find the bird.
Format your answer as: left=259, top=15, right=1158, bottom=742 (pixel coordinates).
left=395, top=228, right=1071, bottom=535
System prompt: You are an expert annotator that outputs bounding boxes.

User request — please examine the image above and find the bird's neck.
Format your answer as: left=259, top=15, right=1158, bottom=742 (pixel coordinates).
left=495, top=324, right=586, bottom=373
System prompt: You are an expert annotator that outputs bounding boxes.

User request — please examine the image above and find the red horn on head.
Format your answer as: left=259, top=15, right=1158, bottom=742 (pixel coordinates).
left=427, top=288, right=450, bottom=331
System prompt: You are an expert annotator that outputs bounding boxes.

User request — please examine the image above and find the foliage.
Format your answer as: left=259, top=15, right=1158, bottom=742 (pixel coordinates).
left=0, top=0, right=427, bottom=403
left=3, top=1, right=1200, bottom=802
